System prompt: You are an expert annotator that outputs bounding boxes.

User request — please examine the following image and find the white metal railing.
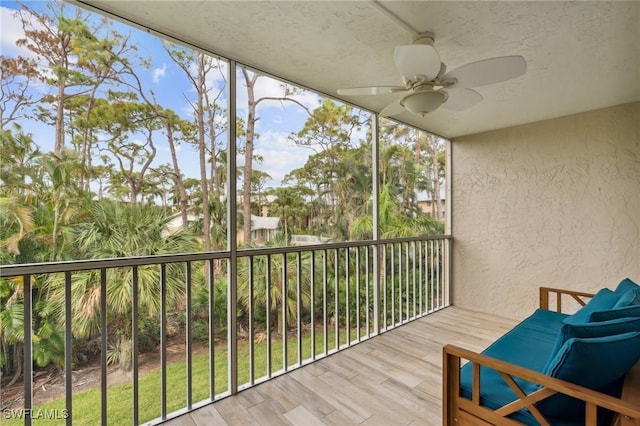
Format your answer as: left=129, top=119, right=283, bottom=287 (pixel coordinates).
left=0, top=235, right=451, bottom=425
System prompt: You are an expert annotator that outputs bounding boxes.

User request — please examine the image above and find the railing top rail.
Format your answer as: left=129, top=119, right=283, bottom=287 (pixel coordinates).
left=0, top=251, right=231, bottom=277
left=0, top=234, right=451, bottom=278
left=379, top=234, right=452, bottom=245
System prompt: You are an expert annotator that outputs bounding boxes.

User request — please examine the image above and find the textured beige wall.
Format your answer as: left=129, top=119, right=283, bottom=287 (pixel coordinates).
left=451, top=102, right=640, bottom=319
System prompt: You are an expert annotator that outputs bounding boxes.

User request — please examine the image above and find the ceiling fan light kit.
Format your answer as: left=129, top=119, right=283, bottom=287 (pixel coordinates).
left=402, top=90, right=447, bottom=116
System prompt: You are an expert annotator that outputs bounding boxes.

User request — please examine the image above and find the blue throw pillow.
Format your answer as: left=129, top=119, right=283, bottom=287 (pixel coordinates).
left=537, top=331, right=640, bottom=418
left=590, top=305, right=640, bottom=322
left=547, top=317, right=640, bottom=361
left=562, top=288, right=621, bottom=325
left=614, top=278, right=640, bottom=295
left=614, top=288, right=640, bottom=308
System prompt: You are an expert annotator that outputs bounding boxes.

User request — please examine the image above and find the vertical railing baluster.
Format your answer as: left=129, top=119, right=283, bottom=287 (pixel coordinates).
left=398, top=243, right=402, bottom=323
left=430, top=240, right=435, bottom=312
left=310, top=250, right=316, bottom=360
left=23, top=274, right=32, bottom=426
left=345, top=247, right=350, bottom=345
left=424, top=242, right=428, bottom=313
left=399, top=243, right=403, bottom=323
left=160, top=264, right=167, bottom=418
left=281, top=253, right=287, bottom=371
left=185, top=262, right=193, bottom=409
left=418, top=242, right=423, bottom=316
left=405, top=242, right=409, bottom=321
left=434, top=239, right=438, bottom=309
left=100, top=269, right=108, bottom=426
left=208, top=259, right=215, bottom=400
left=382, top=244, right=387, bottom=330
left=390, top=244, right=395, bottom=326
left=412, top=241, right=416, bottom=319
left=64, top=272, right=72, bottom=425
left=355, top=246, right=360, bottom=342
left=266, top=255, right=272, bottom=378
left=132, top=267, right=139, bottom=426
left=432, top=240, right=437, bottom=310
left=334, top=249, right=339, bottom=350
left=323, top=249, right=328, bottom=356
left=438, top=239, right=443, bottom=308
left=424, top=241, right=429, bottom=313
left=434, top=239, right=439, bottom=309
left=447, top=237, right=452, bottom=306
left=365, top=246, right=370, bottom=337
left=426, top=241, right=430, bottom=312
left=248, top=256, right=254, bottom=385
left=296, top=252, right=302, bottom=365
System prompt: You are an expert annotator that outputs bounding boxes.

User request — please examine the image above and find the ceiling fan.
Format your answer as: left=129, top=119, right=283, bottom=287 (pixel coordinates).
left=337, top=32, right=526, bottom=117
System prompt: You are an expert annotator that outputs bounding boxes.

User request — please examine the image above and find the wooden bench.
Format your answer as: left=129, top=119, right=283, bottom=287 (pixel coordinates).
left=443, top=287, right=640, bottom=425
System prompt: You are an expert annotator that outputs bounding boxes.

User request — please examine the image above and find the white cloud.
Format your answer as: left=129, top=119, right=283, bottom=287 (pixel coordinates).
left=187, top=58, right=228, bottom=94
left=236, top=69, right=321, bottom=115
left=152, top=63, right=167, bottom=84
left=251, top=130, right=310, bottom=187
left=1, top=6, right=38, bottom=60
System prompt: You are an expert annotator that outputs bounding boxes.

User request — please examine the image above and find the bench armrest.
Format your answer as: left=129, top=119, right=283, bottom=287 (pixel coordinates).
left=443, top=344, right=640, bottom=425
left=539, top=287, right=595, bottom=313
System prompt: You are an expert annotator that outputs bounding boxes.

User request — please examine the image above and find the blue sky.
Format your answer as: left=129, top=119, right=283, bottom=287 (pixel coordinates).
left=0, top=0, right=369, bottom=191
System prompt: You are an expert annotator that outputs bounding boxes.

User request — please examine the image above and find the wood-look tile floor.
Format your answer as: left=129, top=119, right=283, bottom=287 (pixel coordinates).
left=164, top=307, right=517, bottom=426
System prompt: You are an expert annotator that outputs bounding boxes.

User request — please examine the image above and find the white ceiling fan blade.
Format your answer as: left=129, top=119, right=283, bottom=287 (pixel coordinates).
left=441, top=56, right=526, bottom=88
left=337, top=86, right=406, bottom=96
left=394, top=45, right=441, bottom=81
left=379, top=100, right=405, bottom=117
left=441, top=88, right=483, bottom=111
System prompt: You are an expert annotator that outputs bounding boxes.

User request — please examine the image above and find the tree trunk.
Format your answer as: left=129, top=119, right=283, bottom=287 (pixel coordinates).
left=54, top=79, right=66, bottom=155
left=119, top=335, right=132, bottom=373
left=242, top=70, right=258, bottom=246
left=166, top=122, right=189, bottom=228
left=429, top=136, right=443, bottom=220
left=197, top=58, right=212, bottom=251
left=7, top=344, right=23, bottom=387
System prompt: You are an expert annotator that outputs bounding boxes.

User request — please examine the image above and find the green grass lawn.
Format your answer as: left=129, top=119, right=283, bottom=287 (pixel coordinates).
left=2, top=327, right=356, bottom=425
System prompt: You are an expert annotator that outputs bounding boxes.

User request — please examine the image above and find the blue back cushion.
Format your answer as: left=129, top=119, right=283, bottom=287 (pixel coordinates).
left=548, top=317, right=640, bottom=360
left=590, top=304, right=640, bottom=322
left=588, top=285, right=640, bottom=322
left=563, top=288, right=621, bottom=325
left=614, top=288, right=640, bottom=308
left=537, top=332, right=640, bottom=418
left=614, top=277, right=640, bottom=295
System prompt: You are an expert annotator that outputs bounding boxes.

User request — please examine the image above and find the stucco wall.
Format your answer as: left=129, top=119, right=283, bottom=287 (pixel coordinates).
left=451, top=102, right=640, bottom=319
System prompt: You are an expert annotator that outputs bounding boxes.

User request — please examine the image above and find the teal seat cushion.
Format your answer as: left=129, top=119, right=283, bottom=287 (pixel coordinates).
left=548, top=316, right=640, bottom=366
left=563, top=288, right=621, bottom=325
left=537, top=332, right=640, bottom=418
left=614, top=277, right=640, bottom=295
left=459, top=309, right=566, bottom=424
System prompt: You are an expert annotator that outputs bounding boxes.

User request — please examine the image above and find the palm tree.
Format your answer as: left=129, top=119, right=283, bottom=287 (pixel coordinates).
left=236, top=233, right=312, bottom=334
left=269, top=187, right=307, bottom=242
left=44, top=200, right=198, bottom=371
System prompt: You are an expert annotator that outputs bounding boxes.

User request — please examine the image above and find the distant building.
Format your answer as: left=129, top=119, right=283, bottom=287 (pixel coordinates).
left=163, top=213, right=200, bottom=237
left=237, top=214, right=281, bottom=244
left=416, top=192, right=446, bottom=220
left=250, top=215, right=280, bottom=243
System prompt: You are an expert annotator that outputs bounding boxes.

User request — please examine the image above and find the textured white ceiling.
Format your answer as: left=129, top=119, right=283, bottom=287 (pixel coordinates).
left=78, top=1, right=639, bottom=138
